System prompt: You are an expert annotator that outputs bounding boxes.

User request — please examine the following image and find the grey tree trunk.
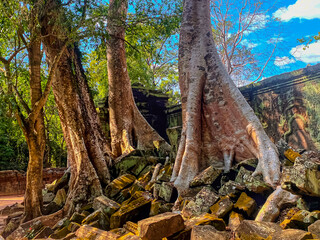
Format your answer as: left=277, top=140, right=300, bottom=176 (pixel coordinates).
left=171, top=0, right=280, bottom=194
left=107, top=0, right=170, bottom=158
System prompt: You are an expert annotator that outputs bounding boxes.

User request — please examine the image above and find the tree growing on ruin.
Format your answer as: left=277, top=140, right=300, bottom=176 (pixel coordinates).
left=171, top=0, right=280, bottom=194
left=106, top=0, right=170, bottom=157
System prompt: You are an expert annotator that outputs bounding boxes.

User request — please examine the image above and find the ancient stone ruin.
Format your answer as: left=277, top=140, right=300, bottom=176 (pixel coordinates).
left=1, top=64, right=320, bottom=239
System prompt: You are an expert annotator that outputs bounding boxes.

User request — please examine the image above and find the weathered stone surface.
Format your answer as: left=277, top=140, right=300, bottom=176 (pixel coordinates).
left=42, top=201, right=61, bottom=215
left=75, top=225, right=120, bottom=240
left=50, top=226, right=70, bottom=239
left=185, top=213, right=226, bottom=231
left=182, top=186, right=219, bottom=218
left=43, top=192, right=55, bottom=204
left=53, top=188, right=66, bottom=207
left=82, top=209, right=109, bottom=230
left=158, top=182, right=177, bottom=203
left=131, top=159, right=149, bottom=176
left=123, top=221, right=138, bottom=235
left=266, top=229, right=315, bottom=240
left=110, top=197, right=152, bottom=229
left=189, top=166, right=222, bottom=187
left=210, top=196, right=233, bottom=218
left=149, top=200, right=161, bottom=217
left=137, top=212, right=184, bottom=240
left=52, top=218, right=70, bottom=231
left=33, top=226, right=54, bottom=239
left=0, top=168, right=65, bottom=196
left=156, top=164, right=172, bottom=182
left=235, top=167, right=272, bottom=193
left=190, top=225, right=227, bottom=240
left=235, top=220, right=282, bottom=240
left=52, top=169, right=70, bottom=194
left=234, top=192, right=257, bottom=217
left=69, top=213, right=85, bottom=224
left=228, top=211, right=244, bottom=231
left=282, top=210, right=315, bottom=230
left=62, top=232, right=77, bottom=240
left=105, top=174, right=136, bottom=198
left=218, top=181, right=245, bottom=197
left=284, top=149, right=302, bottom=163
left=308, top=219, right=320, bottom=238
left=0, top=203, right=24, bottom=216
left=282, top=155, right=320, bottom=197
left=93, top=195, right=121, bottom=217
left=67, top=222, right=81, bottom=232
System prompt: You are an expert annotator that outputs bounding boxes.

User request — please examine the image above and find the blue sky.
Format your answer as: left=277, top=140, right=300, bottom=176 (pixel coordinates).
left=244, top=0, right=320, bottom=80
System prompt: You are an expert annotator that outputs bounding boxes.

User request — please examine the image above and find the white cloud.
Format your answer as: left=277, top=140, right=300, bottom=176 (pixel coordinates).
left=290, top=41, right=320, bottom=63
left=241, top=39, right=259, bottom=48
left=274, top=56, right=296, bottom=67
left=267, top=37, right=284, bottom=44
left=274, top=0, right=320, bottom=22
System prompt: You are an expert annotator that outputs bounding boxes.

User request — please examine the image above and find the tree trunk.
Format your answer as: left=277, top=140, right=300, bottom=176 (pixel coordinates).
left=171, top=0, right=280, bottom=194
left=107, top=0, right=170, bottom=157
left=40, top=0, right=112, bottom=214
left=23, top=22, right=45, bottom=222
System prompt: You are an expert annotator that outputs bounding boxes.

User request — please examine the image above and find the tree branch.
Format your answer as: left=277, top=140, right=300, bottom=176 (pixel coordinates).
left=28, top=43, right=68, bottom=123
left=12, top=85, right=31, bottom=114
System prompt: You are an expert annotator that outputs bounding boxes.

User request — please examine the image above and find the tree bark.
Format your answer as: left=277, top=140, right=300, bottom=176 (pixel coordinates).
left=40, top=0, right=112, bottom=214
left=23, top=35, right=45, bottom=222
left=171, top=0, right=280, bottom=194
left=107, top=0, right=170, bottom=157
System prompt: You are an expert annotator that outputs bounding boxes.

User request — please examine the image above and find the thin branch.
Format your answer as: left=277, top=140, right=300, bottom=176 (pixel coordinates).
left=12, top=85, right=31, bottom=114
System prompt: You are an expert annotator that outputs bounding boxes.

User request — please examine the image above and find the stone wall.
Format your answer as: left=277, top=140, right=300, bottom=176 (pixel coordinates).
left=240, top=63, right=320, bottom=150
left=0, top=168, right=66, bottom=196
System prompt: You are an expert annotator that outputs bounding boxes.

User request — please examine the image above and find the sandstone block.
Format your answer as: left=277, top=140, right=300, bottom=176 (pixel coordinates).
left=138, top=212, right=184, bottom=240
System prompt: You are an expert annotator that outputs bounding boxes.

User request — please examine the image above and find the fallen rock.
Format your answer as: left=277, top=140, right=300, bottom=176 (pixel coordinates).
left=228, top=211, right=244, bottom=231
left=158, top=182, right=177, bottom=203
left=210, top=196, right=233, bottom=218
left=282, top=210, right=315, bottom=230
left=43, top=192, right=55, bottom=204
left=137, top=212, right=184, bottom=240
left=33, top=226, right=54, bottom=239
left=182, top=186, right=219, bottom=218
left=69, top=213, right=85, bottom=224
left=308, top=219, right=320, bottom=238
left=235, top=167, right=272, bottom=193
left=82, top=209, right=109, bottom=230
left=53, top=188, right=66, bottom=207
left=105, top=174, right=136, bottom=198
left=49, top=225, right=70, bottom=239
left=93, top=195, right=121, bottom=217
left=266, top=229, right=315, bottom=240
left=235, top=220, right=282, bottom=240
left=190, top=225, right=227, bottom=240
left=189, top=166, right=222, bottom=187
left=282, top=155, right=320, bottom=197
left=52, top=169, right=70, bottom=194
left=110, top=197, right=152, bottom=229
left=218, top=181, right=245, bottom=197
left=75, top=225, right=120, bottom=240
left=156, top=164, right=172, bottom=182
left=234, top=192, right=257, bottom=217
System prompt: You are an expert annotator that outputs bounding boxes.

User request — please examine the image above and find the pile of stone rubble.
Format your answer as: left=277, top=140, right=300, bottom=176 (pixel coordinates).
left=1, top=143, right=320, bottom=240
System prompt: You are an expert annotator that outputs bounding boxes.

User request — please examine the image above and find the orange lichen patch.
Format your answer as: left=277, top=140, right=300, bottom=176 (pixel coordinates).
left=284, top=149, right=301, bottom=163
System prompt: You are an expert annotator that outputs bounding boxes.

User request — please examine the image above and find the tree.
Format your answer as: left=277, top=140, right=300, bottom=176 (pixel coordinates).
left=106, top=0, right=170, bottom=157
left=171, top=0, right=280, bottom=194
left=39, top=0, right=112, bottom=215
left=0, top=0, right=64, bottom=222
left=211, top=0, right=278, bottom=86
